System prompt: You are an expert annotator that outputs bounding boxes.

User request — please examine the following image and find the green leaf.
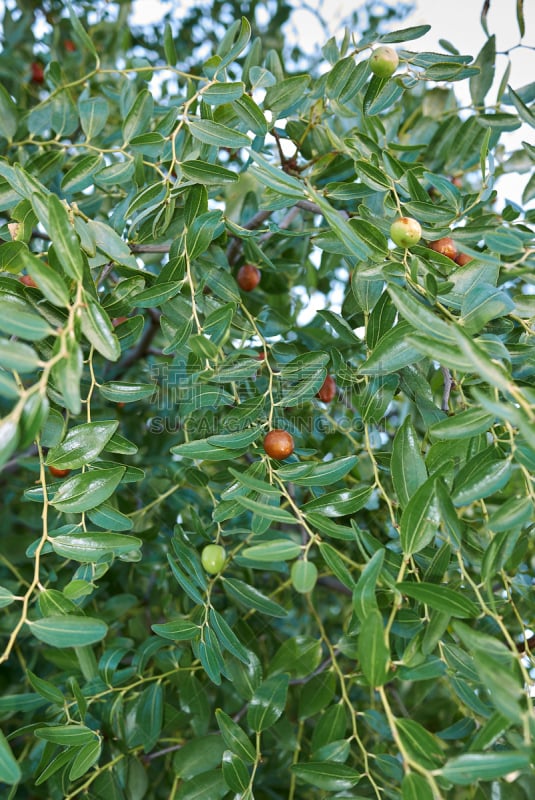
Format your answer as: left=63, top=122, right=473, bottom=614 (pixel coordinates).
left=0, top=84, right=17, bottom=140
left=353, top=549, right=385, bottom=623
left=247, top=673, right=289, bottom=732
left=302, top=486, right=372, bottom=517
left=188, top=118, right=250, bottom=149
left=28, top=615, right=108, bottom=647
left=399, top=477, right=440, bottom=556
left=123, top=89, right=154, bottom=144
left=0, top=586, right=16, bottom=609
left=186, top=210, right=224, bottom=260
left=396, top=718, right=444, bottom=769
left=151, top=618, right=200, bottom=641
left=234, top=94, right=269, bottom=135
left=67, top=2, right=98, bottom=58
left=47, top=194, right=84, bottom=280
left=242, top=539, right=301, bottom=562
left=277, top=455, right=357, bottom=487
left=223, top=577, right=287, bottom=618
left=291, top=560, right=319, bottom=594
left=0, top=729, right=21, bottom=786
left=201, top=81, right=244, bottom=106
left=0, top=338, right=39, bottom=373
left=360, top=321, right=424, bottom=375
left=35, top=724, right=97, bottom=746
left=46, top=420, right=118, bottom=469
left=429, top=407, right=495, bottom=440
left=0, top=418, right=19, bottom=469
left=69, top=739, right=102, bottom=781
left=99, top=381, right=156, bottom=403
left=51, top=532, right=142, bottom=562
left=26, top=669, right=65, bottom=705
left=79, top=96, right=109, bottom=139
left=391, top=417, right=427, bottom=507
left=452, top=452, right=512, bottom=506
left=234, top=495, right=297, bottom=524
left=291, top=761, right=361, bottom=791
left=208, top=608, right=250, bottom=664
left=222, top=750, right=249, bottom=793
left=81, top=300, right=120, bottom=360
left=0, top=296, right=54, bottom=341
left=307, top=184, right=370, bottom=260
left=248, top=150, right=303, bottom=198
left=176, top=770, right=228, bottom=800
left=318, top=542, right=353, bottom=588
left=380, top=25, right=431, bottom=42
left=441, top=751, right=531, bottom=785
left=19, top=247, right=70, bottom=307
left=402, top=773, right=434, bottom=800
left=358, top=609, right=389, bottom=687
left=181, top=159, right=239, bottom=185
left=62, top=154, right=103, bottom=193
left=216, top=710, right=256, bottom=763
left=470, top=36, right=496, bottom=106
left=397, top=582, right=479, bottom=618
left=51, top=467, right=125, bottom=513
left=132, top=281, right=181, bottom=307
left=264, top=74, right=310, bottom=117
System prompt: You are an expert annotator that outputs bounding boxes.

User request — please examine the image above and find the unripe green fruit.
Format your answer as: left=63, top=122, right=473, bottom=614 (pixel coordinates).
left=369, top=46, right=399, bottom=78
left=291, top=560, right=318, bottom=594
left=201, top=544, right=226, bottom=575
left=390, top=217, right=422, bottom=248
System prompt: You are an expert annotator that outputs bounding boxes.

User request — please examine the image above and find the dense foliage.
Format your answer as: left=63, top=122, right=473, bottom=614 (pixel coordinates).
left=0, top=0, right=534, bottom=797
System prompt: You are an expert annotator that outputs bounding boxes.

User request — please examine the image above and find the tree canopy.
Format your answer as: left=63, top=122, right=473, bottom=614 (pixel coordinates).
left=0, top=1, right=534, bottom=798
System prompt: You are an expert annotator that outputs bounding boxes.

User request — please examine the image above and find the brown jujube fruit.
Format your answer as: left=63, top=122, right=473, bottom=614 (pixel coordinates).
left=263, top=429, right=294, bottom=460
left=237, top=264, right=261, bottom=291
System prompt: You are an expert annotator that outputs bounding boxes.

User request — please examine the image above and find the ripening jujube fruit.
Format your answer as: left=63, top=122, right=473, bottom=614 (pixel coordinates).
left=19, top=275, right=37, bottom=288
left=237, top=264, right=261, bottom=291
left=369, top=46, right=399, bottom=78
left=428, top=237, right=457, bottom=261
left=201, top=544, right=226, bottom=575
left=31, top=62, right=45, bottom=84
left=316, top=375, right=336, bottom=403
left=390, top=217, right=422, bottom=248
left=455, top=252, right=473, bottom=266
left=48, top=465, right=71, bottom=478
left=263, top=429, right=294, bottom=460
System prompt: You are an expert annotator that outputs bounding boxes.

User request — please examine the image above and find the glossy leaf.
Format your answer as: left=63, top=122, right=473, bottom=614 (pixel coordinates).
left=247, top=674, right=289, bottom=732
left=46, top=420, right=118, bottom=469
left=28, top=615, right=108, bottom=647
left=398, top=581, right=479, bottom=618
left=51, top=467, right=125, bottom=513
left=358, top=609, right=389, bottom=687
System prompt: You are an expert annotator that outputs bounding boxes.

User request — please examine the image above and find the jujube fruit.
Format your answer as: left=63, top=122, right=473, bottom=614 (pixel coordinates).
left=316, top=375, right=336, bottom=403
left=455, top=252, right=473, bottom=266
left=263, top=429, right=294, bottom=460
left=390, top=217, right=422, bottom=248
left=201, top=544, right=226, bottom=575
left=369, top=46, right=399, bottom=78
left=237, top=264, right=261, bottom=291
left=48, top=465, right=71, bottom=478
left=20, top=275, right=37, bottom=288
left=31, top=62, right=45, bottom=84
left=428, top=237, right=457, bottom=261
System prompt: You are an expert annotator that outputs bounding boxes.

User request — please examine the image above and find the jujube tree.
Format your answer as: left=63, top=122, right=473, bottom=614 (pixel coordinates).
left=0, top=1, right=534, bottom=798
